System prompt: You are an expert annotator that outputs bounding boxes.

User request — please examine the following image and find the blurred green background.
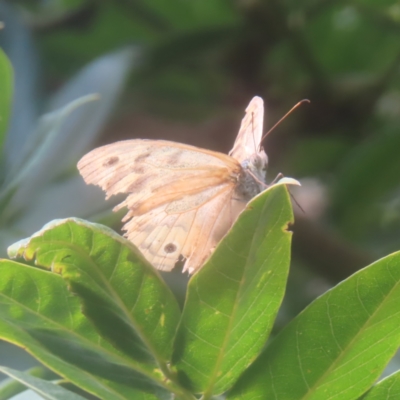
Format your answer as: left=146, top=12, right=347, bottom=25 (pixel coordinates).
left=1, top=0, right=400, bottom=385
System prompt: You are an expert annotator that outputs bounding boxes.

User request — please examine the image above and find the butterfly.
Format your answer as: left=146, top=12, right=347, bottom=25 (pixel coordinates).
left=78, top=96, right=294, bottom=274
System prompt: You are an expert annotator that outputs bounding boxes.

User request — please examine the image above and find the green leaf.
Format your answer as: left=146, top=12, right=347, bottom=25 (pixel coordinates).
left=361, top=370, right=400, bottom=399
left=0, top=2, right=39, bottom=169
left=0, top=366, right=57, bottom=400
left=47, top=48, right=137, bottom=181
left=5, top=94, right=98, bottom=185
left=0, top=48, right=13, bottom=156
left=228, top=251, right=400, bottom=400
left=1, top=94, right=99, bottom=219
left=173, top=184, right=293, bottom=395
left=0, top=259, right=168, bottom=399
left=9, top=218, right=181, bottom=379
left=0, top=366, right=85, bottom=400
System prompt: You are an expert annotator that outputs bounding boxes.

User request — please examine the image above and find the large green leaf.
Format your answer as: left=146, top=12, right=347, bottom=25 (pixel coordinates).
left=173, top=184, right=294, bottom=395
left=0, top=366, right=85, bottom=400
left=0, top=2, right=39, bottom=169
left=9, top=218, right=181, bottom=377
left=0, top=48, right=13, bottom=156
left=47, top=48, right=137, bottom=182
left=0, top=260, right=168, bottom=399
left=0, top=366, right=57, bottom=400
left=228, top=251, right=400, bottom=400
left=1, top=94, right=99, bottom=219
left=361, top=370, right=400, bottom=399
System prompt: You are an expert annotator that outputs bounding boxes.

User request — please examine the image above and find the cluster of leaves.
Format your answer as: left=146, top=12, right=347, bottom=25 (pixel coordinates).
left=0, top=6, right=138, bottom=396
left=0, top=185, right=400, bottom=400
left=0, top=185, right=400, bottom=399
left=1, top=1, right=400, bottom=398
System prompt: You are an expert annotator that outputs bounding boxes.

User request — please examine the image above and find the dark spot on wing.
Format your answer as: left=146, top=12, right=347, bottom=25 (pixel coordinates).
left=165, top=149, right=182, bottom=166
left=126, top=175, right=151, bottom=192
left=130, top=165, right=145, bottom=174
left=164, top=243, right=177, bottom=253
left=135, top=152, right=150, bottom=162
left=167, top=155, right=179, bottom=166
left=104, top=156, right=119, bottom=166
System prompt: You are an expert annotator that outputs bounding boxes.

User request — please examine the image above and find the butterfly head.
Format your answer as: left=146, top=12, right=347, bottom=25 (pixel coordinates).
left=238, top=150, right=268, bottom=198
left=249, top=150, right=268, bottom=183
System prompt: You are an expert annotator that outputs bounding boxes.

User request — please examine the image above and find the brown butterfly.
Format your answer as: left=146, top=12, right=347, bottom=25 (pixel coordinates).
left=78, top=96, right=296, bottom=274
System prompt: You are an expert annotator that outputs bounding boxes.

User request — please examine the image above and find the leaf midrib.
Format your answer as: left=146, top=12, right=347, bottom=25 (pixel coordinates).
left=1, top=267, right=195, bottom=398
left=39, top=234, right=167, bottom=368
left=203, top=193, right=285, bottom=396
left=16, top=234, right=183, bottom=393
left=0, top=289, right=134, bottom=400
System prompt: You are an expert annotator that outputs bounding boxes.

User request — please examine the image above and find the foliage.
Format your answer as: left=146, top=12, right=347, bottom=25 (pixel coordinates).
left=0, top=184, right=399, bottom=399
left=1, top=0, right=400, bottom=399
left=0, top=48, right=13, bottom=157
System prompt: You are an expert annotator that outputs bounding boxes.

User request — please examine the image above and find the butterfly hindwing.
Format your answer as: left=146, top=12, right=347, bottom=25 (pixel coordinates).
left=126, top=184, right=244, bottom=272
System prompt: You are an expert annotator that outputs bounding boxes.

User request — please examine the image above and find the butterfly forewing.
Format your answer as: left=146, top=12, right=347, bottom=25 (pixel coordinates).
left=229, top=96, right=264, bottom=163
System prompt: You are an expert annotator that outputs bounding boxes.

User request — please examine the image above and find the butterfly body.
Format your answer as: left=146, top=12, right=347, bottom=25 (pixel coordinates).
left=78, top=96, right=270, bottom=274
left=236, top=152, right=268, bottom=200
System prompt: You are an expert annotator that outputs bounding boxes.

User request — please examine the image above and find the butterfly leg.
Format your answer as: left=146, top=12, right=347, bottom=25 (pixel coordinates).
left=270, top=172, right=284, bottom=185
left=270, top=172, right=305, bottom=213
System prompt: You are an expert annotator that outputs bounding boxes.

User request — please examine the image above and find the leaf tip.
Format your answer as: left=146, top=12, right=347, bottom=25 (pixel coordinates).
left=274, top=177, right=301, bottom=187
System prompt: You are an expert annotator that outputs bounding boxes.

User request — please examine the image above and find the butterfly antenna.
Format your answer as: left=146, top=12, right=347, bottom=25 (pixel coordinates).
left=259, top=99, right=310, bottom=150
